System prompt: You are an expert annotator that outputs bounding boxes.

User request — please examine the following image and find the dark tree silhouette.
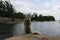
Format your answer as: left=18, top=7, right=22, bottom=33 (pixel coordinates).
left=0, top=1, right=15, bottom=21
left=14, top=12, right=25, bottom=19
left=31, top=13, right=55, bottom=21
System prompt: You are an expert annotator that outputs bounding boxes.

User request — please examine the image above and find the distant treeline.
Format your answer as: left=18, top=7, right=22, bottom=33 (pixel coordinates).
left=0, top=1, right=55, bottom=21
left=31, top=13, right=55, bottom=21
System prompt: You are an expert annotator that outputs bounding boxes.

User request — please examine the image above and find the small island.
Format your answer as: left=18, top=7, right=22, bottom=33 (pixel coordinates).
left=31, top=13, right=55, bottom=21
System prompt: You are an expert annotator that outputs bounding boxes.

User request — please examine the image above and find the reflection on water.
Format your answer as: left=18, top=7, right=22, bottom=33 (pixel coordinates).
left=0, top=21, right=60, bottom=39
left=12, top=22, right=24, bottom=36
left=0, top=23, right=14, bottom=40
left=13, top=21, right=60, bottom=36
left=31, top=21, right=60, bottom=36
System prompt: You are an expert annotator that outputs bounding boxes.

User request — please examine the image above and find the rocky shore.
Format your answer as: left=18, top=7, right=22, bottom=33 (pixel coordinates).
left=5, top=34, right=60, bottom=40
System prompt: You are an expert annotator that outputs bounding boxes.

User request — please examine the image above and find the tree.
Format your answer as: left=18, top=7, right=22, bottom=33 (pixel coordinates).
left=14, top=12, right=25, bottom=19
left=32, top=13, right=38, bottom=21
left=5, top=1, right=15, bottom=21
left=48, top=16, right=55, bottom=21
left=39, top=14, right=43, bottom=21
left=31, top=13, right=55, bottom=21
left=0, top=1, right=15, bottom=21
left=0, top=1, right=6, bottom=16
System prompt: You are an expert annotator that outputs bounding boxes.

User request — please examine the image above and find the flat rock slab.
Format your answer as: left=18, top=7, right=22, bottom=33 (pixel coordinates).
left=5, top=34, right=60, bottom=40
left=5, top=34, right=51, bottom=40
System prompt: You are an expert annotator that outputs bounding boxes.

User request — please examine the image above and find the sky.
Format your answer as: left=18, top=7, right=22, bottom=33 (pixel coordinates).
left=8, top=0, right=60, bottom=20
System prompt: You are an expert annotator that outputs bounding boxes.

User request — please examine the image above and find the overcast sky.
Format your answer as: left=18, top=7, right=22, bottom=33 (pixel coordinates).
left=9, top=0, right=60, bottom=20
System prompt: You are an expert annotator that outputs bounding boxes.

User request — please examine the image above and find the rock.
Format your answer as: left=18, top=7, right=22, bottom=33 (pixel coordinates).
left=5, top=34, right=51, bottom=40
left=32, top=31, right=42, bottom=35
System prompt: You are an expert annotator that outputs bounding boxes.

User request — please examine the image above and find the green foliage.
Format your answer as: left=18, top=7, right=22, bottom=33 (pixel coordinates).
left=5, top=1, right=15, bottom=21
left=0, top=1, right=15, bottom=21
left=0, top=1, right=6, bottom=16
left=0, top=1, right=14, bottom=17
left=14, top=12, right=25, bottom=19
left=31, top=13, right=38, bottom=21
left=0, top=1, right=25, bottom=20
left=5, top=1, right=14, bottom=17
left=31, top=13, right=55, bottom=21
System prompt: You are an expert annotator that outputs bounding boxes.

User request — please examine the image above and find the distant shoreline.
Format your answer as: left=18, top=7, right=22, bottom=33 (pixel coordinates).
left=0, top=16, right=56, bottom=24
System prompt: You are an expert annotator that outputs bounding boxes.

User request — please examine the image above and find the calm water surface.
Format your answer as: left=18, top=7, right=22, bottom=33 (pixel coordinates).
left=0, top=21, right=60, bottom=39
left=13, top=21, right=60, bottom=36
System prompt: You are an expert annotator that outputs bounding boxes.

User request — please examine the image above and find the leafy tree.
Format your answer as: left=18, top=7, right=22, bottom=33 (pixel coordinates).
left=0, top=1, right=15, bottom=21
left=32, top=13, right=38, bottom=21
left=5, top=1, right=15, bottom=21
left=31, top=13, right=55, bottom=21
left=48, top=16, right=55, bottom=21
left=14, top=12, right=25, bottom=19
left=38, top=14, right=43, bottom=21
left=0, top=1, right=6, bottom=16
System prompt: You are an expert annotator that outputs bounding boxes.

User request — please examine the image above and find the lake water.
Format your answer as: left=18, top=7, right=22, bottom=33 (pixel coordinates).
left=0, top=21, right=60, bottom=39
left=13, top=21, right=60, bottom=36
